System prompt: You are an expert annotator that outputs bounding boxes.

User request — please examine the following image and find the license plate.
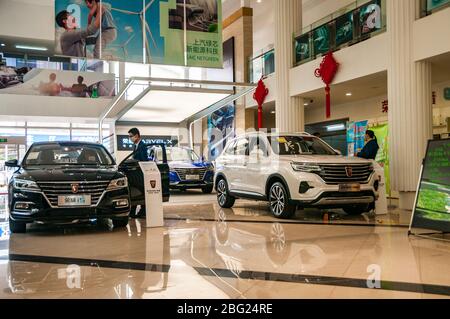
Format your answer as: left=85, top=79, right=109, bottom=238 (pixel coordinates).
left=339, top=183, right=361, bottom=192
left=58, top=195, right=91, bottom=207
left=186, top=174, right=200, bottom=181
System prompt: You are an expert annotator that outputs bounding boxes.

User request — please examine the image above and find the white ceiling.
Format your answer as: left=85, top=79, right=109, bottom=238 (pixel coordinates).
left=119, top=90, right=229, bottom=123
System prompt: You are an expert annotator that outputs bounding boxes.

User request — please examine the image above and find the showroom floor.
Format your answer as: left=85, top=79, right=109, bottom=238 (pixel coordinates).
left=0, top=191, right=449, bottom=299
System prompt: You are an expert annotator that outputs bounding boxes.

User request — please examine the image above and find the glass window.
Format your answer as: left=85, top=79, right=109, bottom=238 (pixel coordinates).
left=162, top=147, right=199, bottom=162
left=268, top=136, right=337, bottom=156
left=27, top=128, right=70, bottom=146
left=23, top=143, right=113, bottom=167
left=27, top=122, right=70, bottom=128
left=0, top=128, right=26, bottom=136
left=235, top=138, right=249, bottom=156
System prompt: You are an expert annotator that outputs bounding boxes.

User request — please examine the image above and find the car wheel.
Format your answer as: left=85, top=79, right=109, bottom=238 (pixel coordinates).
left=112, top=217, right=129, bottom=228
left=216, top=179, right=235, bottom=208
left=343, top=204, right=370, bottom=216
left=9, top=219, right=26, bottom=233
left=269, top=182, right=296, bottom=219
left=202, top=185, right=214, bottom=194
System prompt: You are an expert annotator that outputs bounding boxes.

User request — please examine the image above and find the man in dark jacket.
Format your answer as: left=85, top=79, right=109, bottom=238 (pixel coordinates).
left=357, top=130, right=379, bottom=160
left=128, top=128, right=148, bottom=162
left=128, top=128, right=148, bottom=218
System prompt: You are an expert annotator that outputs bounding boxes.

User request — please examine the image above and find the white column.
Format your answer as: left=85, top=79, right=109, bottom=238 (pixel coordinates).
left=387, top=0, right=433, bottom=210
left=274, top=0, right=304, bottom=133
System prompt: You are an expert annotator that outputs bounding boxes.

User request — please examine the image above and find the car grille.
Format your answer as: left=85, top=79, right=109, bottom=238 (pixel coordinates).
left=37, top=181, right=110, bottom=207
left=318, top=164, right=373, bottom=185
left=173, top=168, right=208, bottom=181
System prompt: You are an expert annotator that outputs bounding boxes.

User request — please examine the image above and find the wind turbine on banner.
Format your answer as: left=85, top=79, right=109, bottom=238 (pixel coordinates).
left=109, top=0, right=158, bottom=63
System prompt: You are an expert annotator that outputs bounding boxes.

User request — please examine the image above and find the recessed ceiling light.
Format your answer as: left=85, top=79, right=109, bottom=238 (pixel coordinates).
left=271, top=111, right=276, bottom=114
left=304, top=103, right=309, bottom=106
left=0, top=43, right=5, bottom=47
left=346, top=93, right=352, bottom=96
left=15, top=45, right=48, bottom=51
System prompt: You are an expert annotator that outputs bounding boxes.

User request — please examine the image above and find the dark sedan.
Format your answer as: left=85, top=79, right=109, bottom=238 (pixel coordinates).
left=6, top=142, right=131, bottom=233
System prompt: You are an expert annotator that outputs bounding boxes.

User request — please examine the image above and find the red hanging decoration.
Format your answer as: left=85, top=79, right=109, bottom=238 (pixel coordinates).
left=253, top=78, right=269, bottom=130
left=382, top=100, right=388, bottom=113
left=315, top=52, right=339, bottom=118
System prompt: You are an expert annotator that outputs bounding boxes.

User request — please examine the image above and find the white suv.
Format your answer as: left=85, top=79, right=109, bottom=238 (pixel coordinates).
left=214, top=132, right=380, bottom=219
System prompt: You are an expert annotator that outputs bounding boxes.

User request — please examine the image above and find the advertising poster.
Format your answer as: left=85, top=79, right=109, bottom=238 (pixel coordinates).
left=346, top=120, right=368, bottom=156
left=371, top=123, right=390, bottom=194
left=411, top=139, right=450, bottom=233
left=427, top=0, right=450, bottom=11
left=335, top=12, right=354, bottom=47
left=359, top=0, right=382, bottom=36
left=55, top=0, right=144, bottom=63
left=295, top=33, right=311, bottom=64
left=207, top=38, right=235, bottom=160
left=0, top=68, right=115, bottom=98
left=313, top=25, right=330, bottom=55
left=55, top=0, right=223, bottom=68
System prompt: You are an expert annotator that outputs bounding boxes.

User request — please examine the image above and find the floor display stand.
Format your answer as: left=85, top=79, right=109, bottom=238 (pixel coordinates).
left=139, top=162, right=164, bottom=228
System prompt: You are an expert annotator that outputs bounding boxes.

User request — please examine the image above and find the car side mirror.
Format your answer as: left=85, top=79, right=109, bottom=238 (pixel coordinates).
left=5, top=159, right=19, bottom=167
left=334, top=149, right=342, bottom=155
left=201, top=156, right=206, bottom=162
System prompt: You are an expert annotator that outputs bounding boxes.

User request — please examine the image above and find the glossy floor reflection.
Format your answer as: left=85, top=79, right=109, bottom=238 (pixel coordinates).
left=0, top=193, right=449, bottom=299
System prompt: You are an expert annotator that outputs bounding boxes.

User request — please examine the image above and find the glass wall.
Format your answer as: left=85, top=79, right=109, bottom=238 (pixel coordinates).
left=295, top=0, right=386, bottom=65
left=0, top=121, right=113, bottom=148
left=249, top=48, right=275, bottom=83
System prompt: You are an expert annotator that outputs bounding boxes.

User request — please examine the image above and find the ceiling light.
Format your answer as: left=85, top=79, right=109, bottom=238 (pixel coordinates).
left=271, top=111, right=276, bottom=114
left=346, top=92, right=352, bottom=96
left=326, top=124, right=345, bottom=132
left=0, top=43, right=5, bottom=47
left=15, top=45, right=48, bottom=51
left=304, top=103, right=309, bottom=106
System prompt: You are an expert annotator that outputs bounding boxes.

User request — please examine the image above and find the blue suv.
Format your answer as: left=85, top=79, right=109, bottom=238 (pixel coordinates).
left=150, top=146, right=215, bottom=194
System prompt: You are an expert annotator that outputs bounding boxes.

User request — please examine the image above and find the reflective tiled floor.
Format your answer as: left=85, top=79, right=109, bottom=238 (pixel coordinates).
left=0, top=191, right=449, bottom=299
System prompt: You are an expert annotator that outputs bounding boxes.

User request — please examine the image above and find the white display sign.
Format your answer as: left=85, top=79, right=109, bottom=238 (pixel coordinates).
left=373, top=161, right=388, bottom=215
left=139, top=162, right=164, bottom=228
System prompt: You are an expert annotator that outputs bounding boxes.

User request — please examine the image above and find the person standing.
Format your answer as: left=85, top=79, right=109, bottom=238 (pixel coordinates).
left=356, top=130, right=379, bottom=160
left=128, top=128, right=148, bottom=218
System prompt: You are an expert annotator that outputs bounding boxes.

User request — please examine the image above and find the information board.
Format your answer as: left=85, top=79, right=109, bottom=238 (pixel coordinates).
left=411, top=139, right=450, bottom=233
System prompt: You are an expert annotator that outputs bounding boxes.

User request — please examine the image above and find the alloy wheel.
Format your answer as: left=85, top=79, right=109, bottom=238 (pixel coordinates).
left=270, top=185, right=285, bottom=216
left=217, top=180, right=227, bottom=206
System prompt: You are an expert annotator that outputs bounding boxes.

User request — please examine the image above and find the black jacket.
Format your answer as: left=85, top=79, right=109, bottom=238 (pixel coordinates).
left=133, top=140, right=149, bottom=162
left=357, top=139, right=379, bottom=160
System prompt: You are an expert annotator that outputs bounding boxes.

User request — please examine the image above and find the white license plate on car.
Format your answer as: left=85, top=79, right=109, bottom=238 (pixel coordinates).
left=58, top=195, right=91, bottom=207
left=186, top=174, right=200, bottom=181
left=339, top=183, right=361, bottom=192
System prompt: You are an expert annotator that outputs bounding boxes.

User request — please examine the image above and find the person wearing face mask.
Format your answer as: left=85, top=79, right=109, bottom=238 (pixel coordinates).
left=128, top=128, right=148, bottom=162
left=128, top=128, right=148, bottom=219
left=356, top=130, right=379, bottom=160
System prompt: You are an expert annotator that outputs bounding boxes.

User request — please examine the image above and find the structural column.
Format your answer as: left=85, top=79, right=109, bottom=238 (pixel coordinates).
left=275, top=0, right=304, bottom=132
left=387, top=0, right=433, bottom=210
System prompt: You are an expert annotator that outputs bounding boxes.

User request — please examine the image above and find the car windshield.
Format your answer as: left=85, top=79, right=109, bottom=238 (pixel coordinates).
left=160, top=147, right=200, bottom=162
left=268, top=136, right=337, bottom=156
left=23, top=144, right=114, bottom=167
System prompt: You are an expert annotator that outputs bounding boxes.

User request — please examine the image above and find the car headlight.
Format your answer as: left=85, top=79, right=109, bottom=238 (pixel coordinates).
left=13, top=179, right=40, bottom=191
left=291, top=162, right=322, bottom=173
left=107, top=177, right=128, bottom=191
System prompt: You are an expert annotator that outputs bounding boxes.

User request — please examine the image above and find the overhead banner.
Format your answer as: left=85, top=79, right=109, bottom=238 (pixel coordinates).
left=55, top=0, right=222, bottom=68
left=411, top=139, right=450, bottom=233
left=0, top=68, right=115, bottom=98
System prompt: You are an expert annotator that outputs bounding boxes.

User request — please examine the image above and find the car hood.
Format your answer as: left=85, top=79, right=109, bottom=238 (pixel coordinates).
left=18, top=167, right=121, bottom=182
left=275, top=155, right=373, bottom=164
left=168, top=161, right=211, bottom=169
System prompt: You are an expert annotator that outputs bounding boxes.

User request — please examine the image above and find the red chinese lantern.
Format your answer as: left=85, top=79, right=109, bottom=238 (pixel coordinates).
left=253, top=78, right=269, bottom=129
left=315, top=52, right=339, bottom=118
